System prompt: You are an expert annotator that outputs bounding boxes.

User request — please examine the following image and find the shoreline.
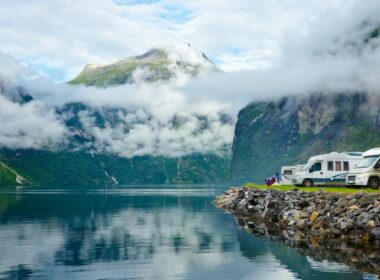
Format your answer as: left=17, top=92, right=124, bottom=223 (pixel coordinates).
left=215, top=185, right=380, bottom=274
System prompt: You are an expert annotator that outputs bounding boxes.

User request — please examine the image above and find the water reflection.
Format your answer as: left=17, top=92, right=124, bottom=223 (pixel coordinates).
left=0, top=186, right=375, bottom=279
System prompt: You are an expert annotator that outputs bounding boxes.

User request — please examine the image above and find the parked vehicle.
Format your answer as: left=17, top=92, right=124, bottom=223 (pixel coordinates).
left=292, top=152, right=363, bottom=187
left=346, top=148, right=380, bottom=189
left=280, top=165, right=304, bottom=185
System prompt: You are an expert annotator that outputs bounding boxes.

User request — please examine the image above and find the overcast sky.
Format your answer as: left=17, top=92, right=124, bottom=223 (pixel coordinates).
left=1, top=0, right=379, bottom=82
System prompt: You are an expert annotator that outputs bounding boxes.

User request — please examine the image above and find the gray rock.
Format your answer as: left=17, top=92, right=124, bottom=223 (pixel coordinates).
left=370, top=227, right=380, bottom=240
left=340, top=221, right=354, bottom=232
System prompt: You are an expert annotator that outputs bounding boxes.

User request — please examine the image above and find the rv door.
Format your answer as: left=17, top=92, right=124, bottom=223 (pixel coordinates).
left=308, top=161, right=324, bottom=184
left=308, top=162, right=322, bottom=174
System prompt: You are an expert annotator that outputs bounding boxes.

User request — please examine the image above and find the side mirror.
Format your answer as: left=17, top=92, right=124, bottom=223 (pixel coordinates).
left=309, top=169, right=313, bottom=173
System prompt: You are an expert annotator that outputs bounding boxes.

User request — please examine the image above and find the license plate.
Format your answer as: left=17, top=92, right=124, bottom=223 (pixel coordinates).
left=348, top=180, right=354, bottom=184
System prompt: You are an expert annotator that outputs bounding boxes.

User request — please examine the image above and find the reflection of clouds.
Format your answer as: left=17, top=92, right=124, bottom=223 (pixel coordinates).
left=0, top=222, right=63, bottom=275
left=0, top=196, right=299, bottom=280
left=306, top=257, right=352, bottom=273
left=51, top=206, right=298, bottom=280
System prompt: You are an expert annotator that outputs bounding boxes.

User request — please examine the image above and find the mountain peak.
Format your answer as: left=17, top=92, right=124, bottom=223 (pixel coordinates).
left=69, top=45, right=219, bottom=87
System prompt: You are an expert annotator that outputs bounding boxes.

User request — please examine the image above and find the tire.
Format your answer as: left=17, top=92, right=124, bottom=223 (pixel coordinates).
left=367, top=177, right=379, bottom=190
left=302, top=179, right=314, bottom=187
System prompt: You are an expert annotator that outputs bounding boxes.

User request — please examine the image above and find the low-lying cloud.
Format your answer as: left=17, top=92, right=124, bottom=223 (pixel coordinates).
left=0, top=50, right=234, bottom=157
left=0, top=95, right=68, bottom=150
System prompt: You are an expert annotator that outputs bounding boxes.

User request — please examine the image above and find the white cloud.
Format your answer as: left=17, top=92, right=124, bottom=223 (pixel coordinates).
left=1, top=0, right=377, bottom=81
left=76, top=102, right=233, bottom=157
left=1, top=0, right=380, bottom=157
left=0, top=95, right=68, bottom=150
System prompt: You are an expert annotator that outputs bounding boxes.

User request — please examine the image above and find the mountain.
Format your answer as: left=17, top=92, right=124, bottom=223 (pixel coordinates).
left=0, top=46, right=230, bottom=187
left=230, top=92, right=380, bottom=183
left=0, top=149, right=229, bottom=186
left=0, top=98, right=231, bottom=187
left=69, top=46, right=219, bottom=87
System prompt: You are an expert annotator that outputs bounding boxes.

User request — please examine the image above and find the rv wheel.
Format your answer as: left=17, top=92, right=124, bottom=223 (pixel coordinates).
left=302, top=179, right=313, bottom=187
left=368, top=177, right=380, bottom=190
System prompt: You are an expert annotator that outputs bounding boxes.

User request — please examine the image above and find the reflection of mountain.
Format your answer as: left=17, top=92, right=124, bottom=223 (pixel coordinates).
left=0, top=188, right=370, bottom=279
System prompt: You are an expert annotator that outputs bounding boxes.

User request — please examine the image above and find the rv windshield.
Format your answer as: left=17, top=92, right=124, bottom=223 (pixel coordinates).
left=357, top=156, right=378, bottom=168
left=302, top=163, right=312, bottom=171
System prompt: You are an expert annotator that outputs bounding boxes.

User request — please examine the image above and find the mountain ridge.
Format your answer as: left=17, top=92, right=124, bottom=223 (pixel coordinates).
left=69, top=46, right=219, bottom=87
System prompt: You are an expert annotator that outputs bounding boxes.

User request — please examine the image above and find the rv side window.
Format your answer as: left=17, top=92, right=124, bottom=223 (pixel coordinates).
left=335, top=161, right=342, bottom=171
left=310, top=162, right=322, bottom=172
left=343, top=161, right=349, bottom=171
left=328, top=161, right=334, bottom=171
left=284, top=170, right=293, bottom=175
left=314, top=162, right=321, bottom=171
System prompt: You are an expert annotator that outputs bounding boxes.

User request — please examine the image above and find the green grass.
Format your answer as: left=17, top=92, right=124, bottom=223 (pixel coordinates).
left=0, top=163, right=17, bottom=186
left=244, top=182, right=380, bottom=193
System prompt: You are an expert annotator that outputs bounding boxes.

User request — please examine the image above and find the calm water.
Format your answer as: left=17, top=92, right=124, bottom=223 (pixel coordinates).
left=0, top=185, right=376, bottom=280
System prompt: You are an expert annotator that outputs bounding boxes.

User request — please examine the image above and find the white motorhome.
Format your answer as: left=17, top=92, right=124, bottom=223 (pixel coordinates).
left=292, top=152, right=363, bottom=187
left=346, top=148, right=380, bottom=189
left=280, top=165, right=304, bottom=185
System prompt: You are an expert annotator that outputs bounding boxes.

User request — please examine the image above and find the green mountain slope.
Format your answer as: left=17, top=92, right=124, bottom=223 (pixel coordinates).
left=0, top=149, right=230, bottom=186
left=0, top=163, right=17, bottom=186
left=0, top=161, right=28, bottom=186
left=230, top=92, right=380, bottom=183
left=69, top=47, right=219, bottom=87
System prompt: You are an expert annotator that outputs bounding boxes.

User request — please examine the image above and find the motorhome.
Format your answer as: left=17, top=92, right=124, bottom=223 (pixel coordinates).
left=292, top=152, right=363, bottom=187
left=346, top=148, right=380, bottom=189
left=280, top=165, right=304, bottom=185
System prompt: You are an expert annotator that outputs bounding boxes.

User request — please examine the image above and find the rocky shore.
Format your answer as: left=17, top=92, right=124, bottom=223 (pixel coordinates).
left=216, top=186, right=380, bottom=243
left=215, top=186, right=380, bottom=274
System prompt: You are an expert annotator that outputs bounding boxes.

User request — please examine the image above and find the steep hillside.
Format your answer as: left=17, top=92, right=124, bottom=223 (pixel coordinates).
left=69, top=46, right=219, bottom=87
left=230, top=92, right=380, bottom=183
left=0, top=149, right=229, bottom=186
left=0, top=162, right=28, bottom=186
left=0, top=163, right=16, bottom=186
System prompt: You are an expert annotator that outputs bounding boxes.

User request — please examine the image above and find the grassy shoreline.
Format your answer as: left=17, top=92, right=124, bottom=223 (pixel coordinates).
left=244, top=182, right=380, bottom=193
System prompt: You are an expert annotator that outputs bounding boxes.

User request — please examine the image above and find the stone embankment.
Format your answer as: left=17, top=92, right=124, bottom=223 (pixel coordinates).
left=215, top=186, right=380, bottom=243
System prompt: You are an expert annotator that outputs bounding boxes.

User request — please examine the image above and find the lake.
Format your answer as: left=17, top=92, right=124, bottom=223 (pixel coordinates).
left=0, top=185, right=377, bottom=280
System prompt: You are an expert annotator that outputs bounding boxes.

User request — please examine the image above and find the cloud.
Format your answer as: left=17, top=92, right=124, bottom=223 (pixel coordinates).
left=0, top=54, right=68, bottom=150
left=1, top=0, right=376, bottom=81
left=22, top=74, right=234, bottom=157
left=76, top=101, right=233, bottom=157
left=1, top=1, right=380, bottom=157
left=0, top=95, right=68, bottom=150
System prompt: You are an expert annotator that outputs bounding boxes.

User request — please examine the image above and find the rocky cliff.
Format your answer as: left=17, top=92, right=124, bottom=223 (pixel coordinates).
left=230, top=92, right=380, bottom=183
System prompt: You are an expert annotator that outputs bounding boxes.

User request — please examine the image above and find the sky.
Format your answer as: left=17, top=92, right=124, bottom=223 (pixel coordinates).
left=0, top=0, right=377, bottom=82
left=0, top=0, right=380, bottom=156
